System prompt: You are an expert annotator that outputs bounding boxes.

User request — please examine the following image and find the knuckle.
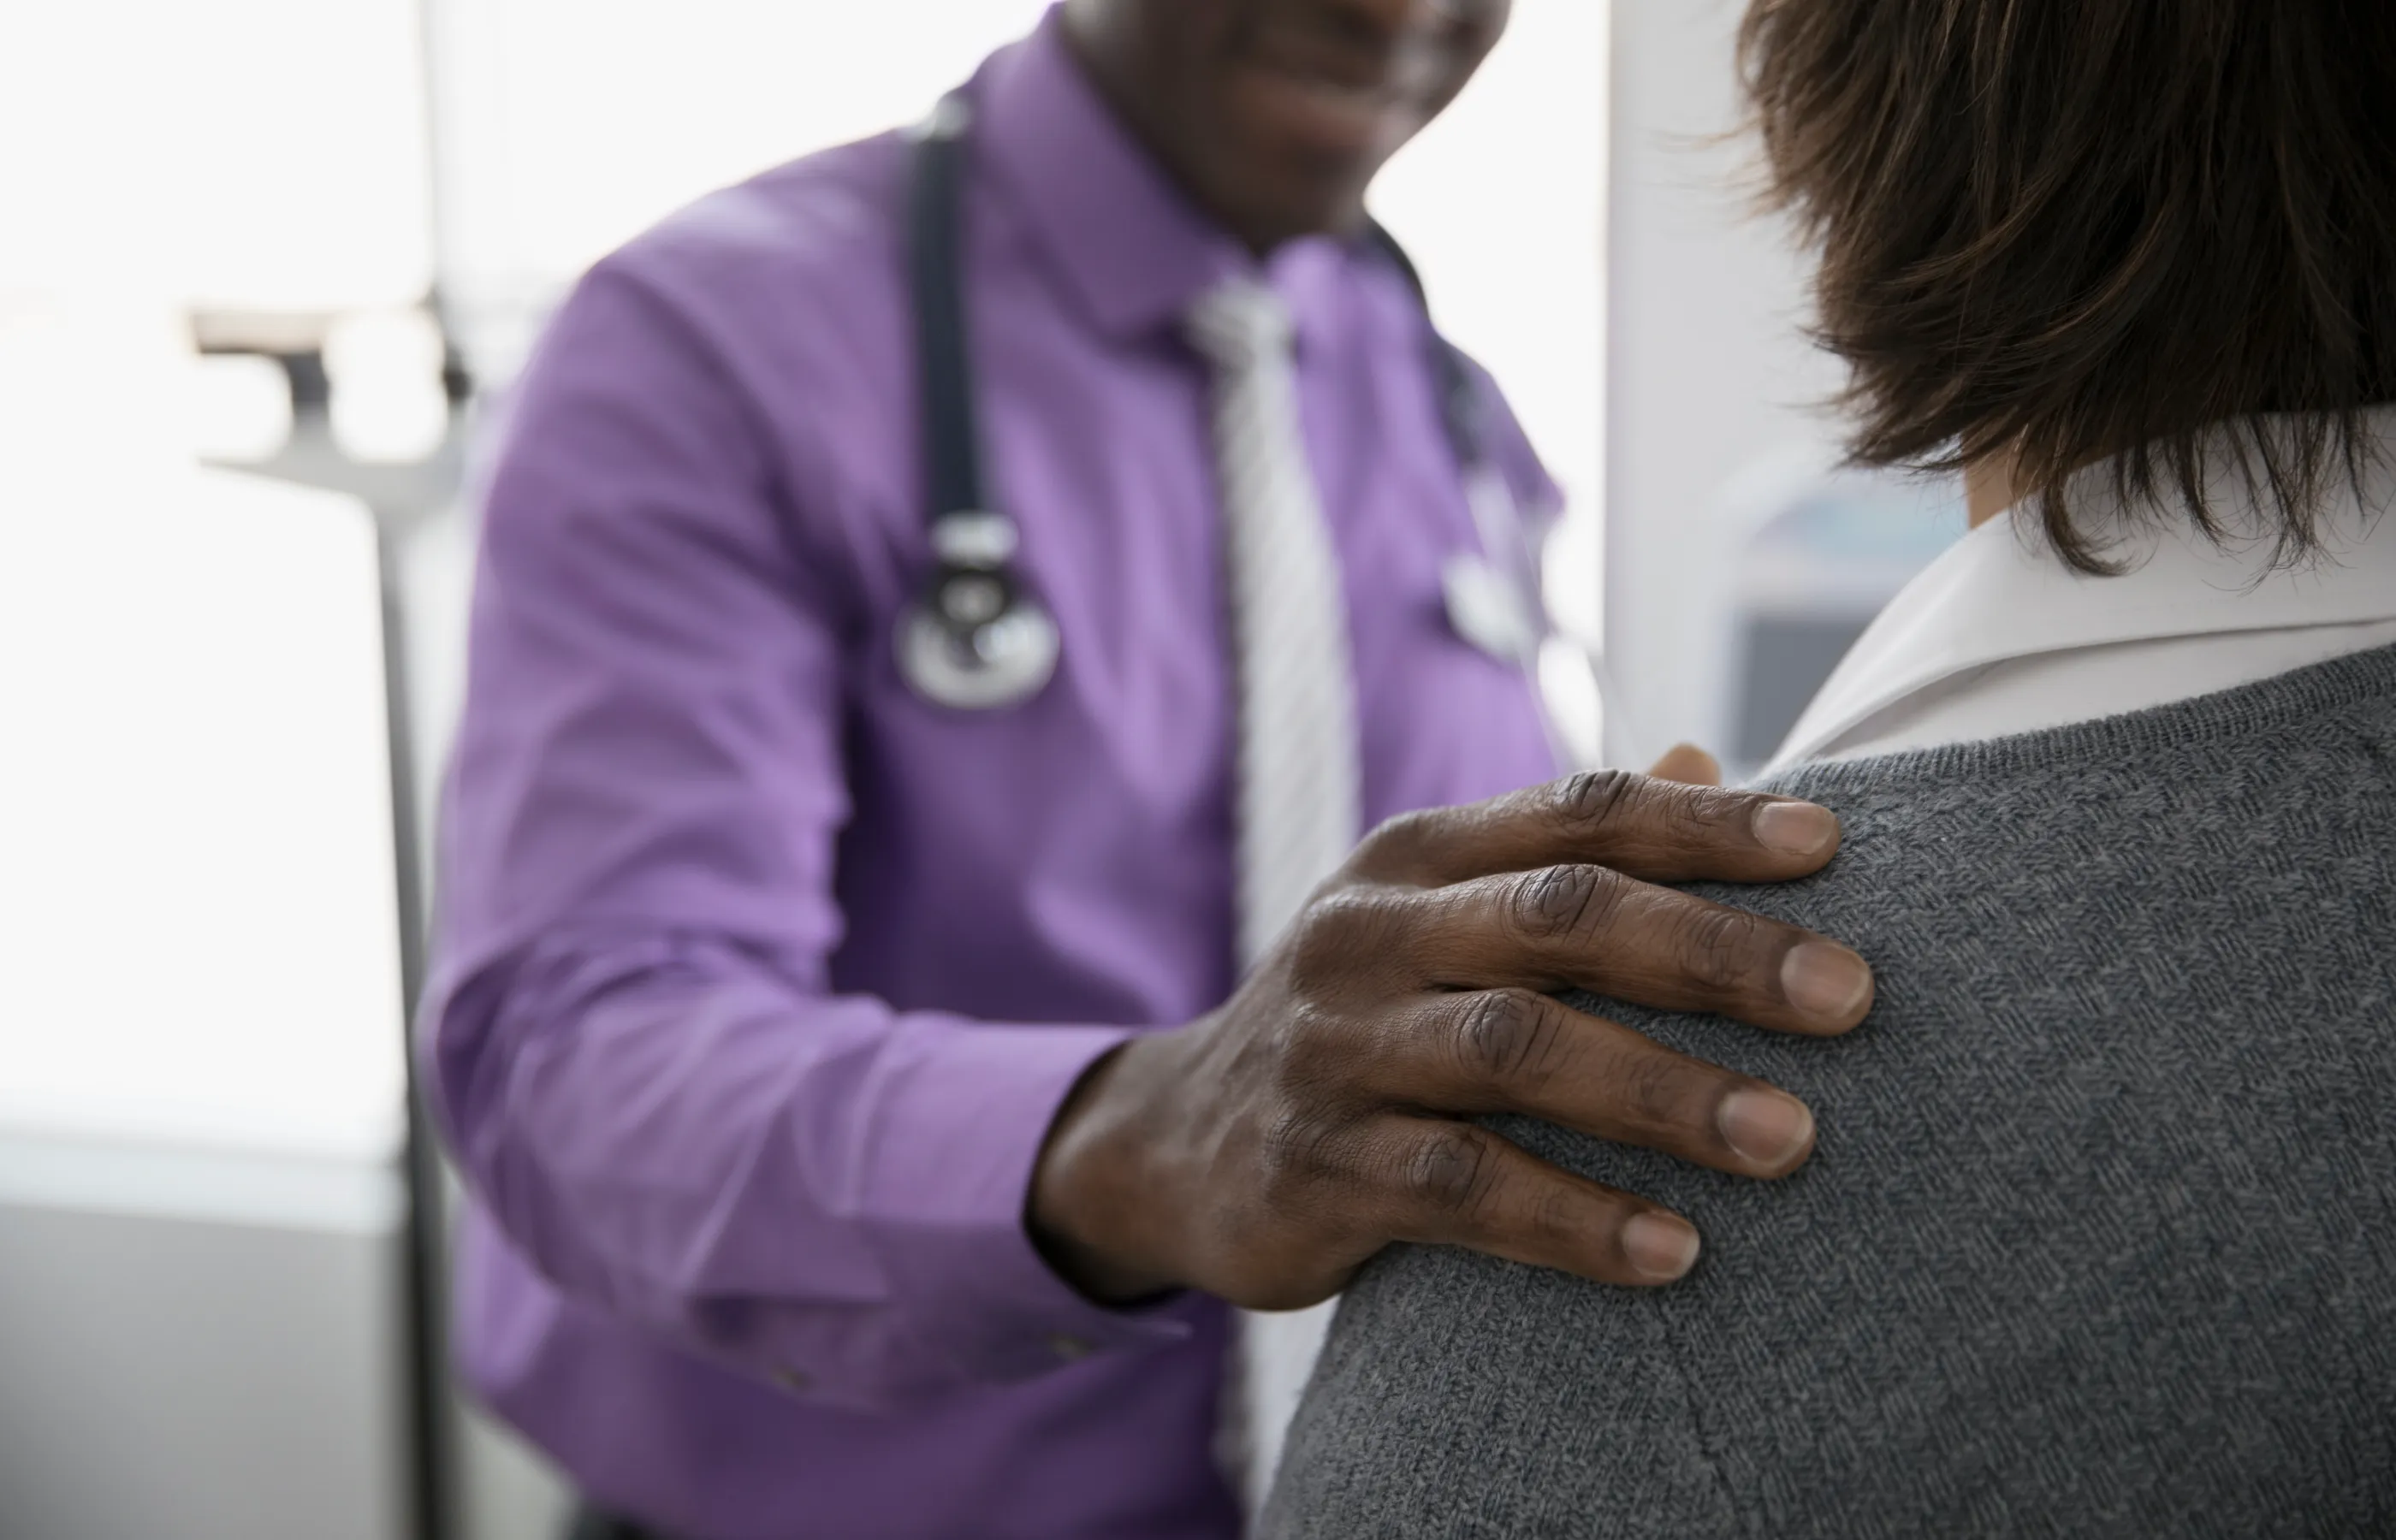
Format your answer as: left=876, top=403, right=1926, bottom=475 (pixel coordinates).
left=1456, top=989, right=1564, bottom=1085
left=1664, top=784, right=1744, bottom=846
left=1614, top=1048, right=1693, bottom=1129
left=1267, top=998, right=1336, bottom=1079
left=1552, top=769, right=1639, bottom=834
left=1354, top=808, right=1440, bottom=873
left=1675, top=905, right=1764, bottom=998
left=1256, top=1109, right=1349, bottom=1202
left=1284, top=888, right=1390, bottom=991
left=1400, top=1126, right=1500, bottom=1221
left=1272, top=1000, right=1389, bottom=1112
left=1527, top=1178, right=1588, bottom=1246
left=1509, top=862, right=1626, bottom=944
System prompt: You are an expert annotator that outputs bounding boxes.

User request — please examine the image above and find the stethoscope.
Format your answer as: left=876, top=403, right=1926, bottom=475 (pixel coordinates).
left=897, top=92, right=1547, bottom=712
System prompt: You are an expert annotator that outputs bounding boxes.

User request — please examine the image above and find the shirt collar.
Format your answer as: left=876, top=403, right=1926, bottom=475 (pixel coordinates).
left=970, top=7, right=1355, bottom=343
left=1770, top=412, right=2396, bottom=771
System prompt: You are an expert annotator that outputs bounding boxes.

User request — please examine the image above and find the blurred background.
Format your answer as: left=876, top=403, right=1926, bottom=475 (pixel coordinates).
left=0, top=3, right=1955, bottom=1537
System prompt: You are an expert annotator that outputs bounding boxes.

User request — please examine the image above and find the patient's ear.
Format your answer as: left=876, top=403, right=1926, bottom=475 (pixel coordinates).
left=1646, top=743, right=1723, bottom=787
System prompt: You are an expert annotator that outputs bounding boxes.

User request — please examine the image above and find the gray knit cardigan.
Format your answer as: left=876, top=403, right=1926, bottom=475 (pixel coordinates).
left=1264, top=645, right=2396, bottom=1539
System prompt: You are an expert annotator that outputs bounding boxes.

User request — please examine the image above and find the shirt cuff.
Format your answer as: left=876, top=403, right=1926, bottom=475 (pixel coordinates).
left=856, top=1015, right=1195, bottom=1383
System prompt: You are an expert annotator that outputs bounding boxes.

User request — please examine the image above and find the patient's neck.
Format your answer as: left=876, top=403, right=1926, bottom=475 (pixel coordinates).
left=1966, top=459, right=2019, bottom=529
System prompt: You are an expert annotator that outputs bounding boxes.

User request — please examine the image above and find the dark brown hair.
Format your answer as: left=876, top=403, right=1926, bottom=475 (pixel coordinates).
left=1739, top=0, right=2396, bottom=569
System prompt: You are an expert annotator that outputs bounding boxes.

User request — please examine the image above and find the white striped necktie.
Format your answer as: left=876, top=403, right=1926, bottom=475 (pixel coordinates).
left=1184, top=277, right=1361, bottom=1515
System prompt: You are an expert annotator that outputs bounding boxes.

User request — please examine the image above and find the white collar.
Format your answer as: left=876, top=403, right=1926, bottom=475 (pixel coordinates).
left=1768, top=425, right=2396, bottom=773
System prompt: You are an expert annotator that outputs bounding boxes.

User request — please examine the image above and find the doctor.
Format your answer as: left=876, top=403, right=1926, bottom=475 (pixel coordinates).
left=425, top=2, right=1877, bottom=1537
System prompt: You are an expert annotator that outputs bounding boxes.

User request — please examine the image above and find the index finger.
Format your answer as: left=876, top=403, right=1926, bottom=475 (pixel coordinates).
left=1353, top=770, right=1841, bottom=889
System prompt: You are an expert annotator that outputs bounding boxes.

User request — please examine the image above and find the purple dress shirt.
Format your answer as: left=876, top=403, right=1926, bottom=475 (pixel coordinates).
left=424, top=13, right=1557, bottom=1538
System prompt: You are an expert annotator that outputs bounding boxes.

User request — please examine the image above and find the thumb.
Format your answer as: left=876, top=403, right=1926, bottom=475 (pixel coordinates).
left=1646, top=742, right=1723, bottom=787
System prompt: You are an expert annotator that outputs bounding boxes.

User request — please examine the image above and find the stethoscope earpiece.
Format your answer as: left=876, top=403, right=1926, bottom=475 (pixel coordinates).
left=1442, top=554, right=1540, bottom=666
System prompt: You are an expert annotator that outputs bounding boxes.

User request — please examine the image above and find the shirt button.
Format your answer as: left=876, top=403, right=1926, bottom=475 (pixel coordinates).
left=771, top=1367, right=812, bottom=1395
left=1047, top=1332, right=1094, bottom=1364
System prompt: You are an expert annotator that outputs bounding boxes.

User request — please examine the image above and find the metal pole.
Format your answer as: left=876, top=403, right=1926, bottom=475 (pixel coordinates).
left=377, top=512, right=463, bottom=1540
left=392, top=3, right=471, bottom=1525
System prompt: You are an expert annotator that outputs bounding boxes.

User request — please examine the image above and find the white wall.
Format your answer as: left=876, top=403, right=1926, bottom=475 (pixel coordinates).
left=0, top=461, right=406, bottom=1169
left=1604, top=0, right=1841, bottom=766
left=0, top=0, right=432, bottom=309
left=421, top=0, right=1053, bottom=379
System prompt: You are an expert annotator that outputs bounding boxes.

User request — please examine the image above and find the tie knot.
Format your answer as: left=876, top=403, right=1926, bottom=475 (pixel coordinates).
left=1185, top=280, right=1296, bottom=372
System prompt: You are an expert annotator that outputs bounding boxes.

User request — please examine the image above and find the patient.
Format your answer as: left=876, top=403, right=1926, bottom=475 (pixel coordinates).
left=1263, top=2, right=2396, bottom=1536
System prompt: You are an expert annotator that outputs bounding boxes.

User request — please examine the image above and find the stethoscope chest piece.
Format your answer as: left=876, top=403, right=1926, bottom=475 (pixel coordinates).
left=897, top=511, right=1060, bottom=710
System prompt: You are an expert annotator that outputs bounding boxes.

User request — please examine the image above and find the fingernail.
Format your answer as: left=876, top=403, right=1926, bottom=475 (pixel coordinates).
left=1753, top=801, right=1837, bottom=857
left=1622, top=1213, right=1701, bottom=1282
left=1781, top=941, right=1873, bottom=1023
left=1717, top=1088, right=1816, bottom=1172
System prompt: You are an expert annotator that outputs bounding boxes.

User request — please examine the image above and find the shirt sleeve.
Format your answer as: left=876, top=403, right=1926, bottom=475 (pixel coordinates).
left=420, top=255, right=1186, bottom=1411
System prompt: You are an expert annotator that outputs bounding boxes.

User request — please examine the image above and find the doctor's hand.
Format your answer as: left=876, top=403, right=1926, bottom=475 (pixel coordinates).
left=1027, top=767, right=1872, bottom=1308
